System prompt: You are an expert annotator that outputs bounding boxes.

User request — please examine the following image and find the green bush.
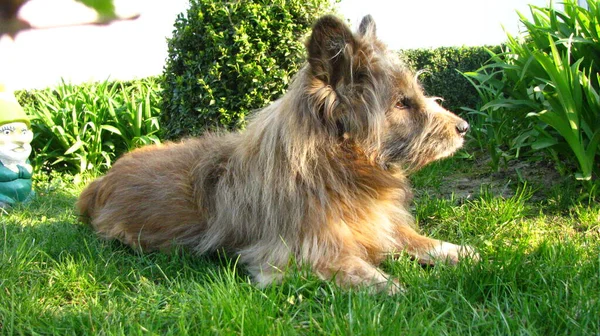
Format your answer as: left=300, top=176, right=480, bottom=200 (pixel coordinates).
left=160, top=0, right=333, bottom=139
left=17, top=78, right=162, bottom=175
left=464, top=0, right=600, bottom=184
left=399, top=46, right=501, bottom=114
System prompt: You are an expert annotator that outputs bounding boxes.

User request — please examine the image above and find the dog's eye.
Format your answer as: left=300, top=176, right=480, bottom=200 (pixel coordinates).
left=395, top=98, right=410, bottom=110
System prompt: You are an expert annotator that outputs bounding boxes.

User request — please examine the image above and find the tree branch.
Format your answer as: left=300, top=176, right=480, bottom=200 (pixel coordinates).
left=1, top=0, right=137, bottom=38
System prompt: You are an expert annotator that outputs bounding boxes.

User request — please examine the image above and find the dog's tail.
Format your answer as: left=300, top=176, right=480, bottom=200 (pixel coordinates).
left=76, top=177, right=105, bottom=225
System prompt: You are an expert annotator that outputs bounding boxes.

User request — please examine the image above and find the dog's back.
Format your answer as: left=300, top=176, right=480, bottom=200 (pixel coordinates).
left=77, top=136, right=236, bottom=251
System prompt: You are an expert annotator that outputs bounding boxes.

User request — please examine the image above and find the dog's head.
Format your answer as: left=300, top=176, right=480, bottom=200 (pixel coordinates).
left=304, top=15, right=469, bottom=172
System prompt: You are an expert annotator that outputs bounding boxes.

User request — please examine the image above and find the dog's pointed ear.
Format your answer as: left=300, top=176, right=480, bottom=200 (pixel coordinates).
left=307, top=15, right=356, bottom=86
left=358, top=15, right=377, bottom=39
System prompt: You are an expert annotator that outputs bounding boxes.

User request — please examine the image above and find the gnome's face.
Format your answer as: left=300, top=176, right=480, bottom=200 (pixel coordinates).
left=0, top=122, right=33, bottom=165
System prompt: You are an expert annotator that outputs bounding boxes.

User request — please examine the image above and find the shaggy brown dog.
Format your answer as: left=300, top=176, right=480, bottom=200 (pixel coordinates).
left=78, top=15, right=478, bottom=293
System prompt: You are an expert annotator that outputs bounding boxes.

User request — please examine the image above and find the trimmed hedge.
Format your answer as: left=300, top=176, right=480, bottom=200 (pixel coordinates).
left=160, top=0, right=332, bottom=139
left=399, top=46, right=501, bottom=115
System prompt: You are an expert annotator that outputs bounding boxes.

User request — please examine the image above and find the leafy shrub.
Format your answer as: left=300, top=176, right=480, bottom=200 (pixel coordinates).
left=17, top=78, right=162, bottom=174
left=160, top=0, right=333, bottom=139
left=399, top=46, right=501, bottom=114
left=464, top=0, right=600, bottom=183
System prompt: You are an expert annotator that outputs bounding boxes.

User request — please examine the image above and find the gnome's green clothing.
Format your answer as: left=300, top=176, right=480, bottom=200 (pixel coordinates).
left=0, top=161, right=33, bottom=207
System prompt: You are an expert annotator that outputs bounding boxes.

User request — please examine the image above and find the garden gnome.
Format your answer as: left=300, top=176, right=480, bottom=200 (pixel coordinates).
left=0, top=84, right=34, bottom=209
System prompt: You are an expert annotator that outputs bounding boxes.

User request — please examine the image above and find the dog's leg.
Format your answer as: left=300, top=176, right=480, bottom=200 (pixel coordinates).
left=247, top=254, right=401, bottom=294
left=316, top=255, right=402, bottom=294
left=248, top=262, right=286, bottom=288
left=396, top=226, right=479, bottom=265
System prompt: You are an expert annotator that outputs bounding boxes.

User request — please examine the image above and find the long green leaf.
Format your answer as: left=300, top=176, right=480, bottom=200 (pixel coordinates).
left=64, top=139, right=84, bottom=155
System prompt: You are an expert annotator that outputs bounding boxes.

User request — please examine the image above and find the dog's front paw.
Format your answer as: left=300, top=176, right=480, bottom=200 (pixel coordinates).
left=426, top=242, right=480, bottom=264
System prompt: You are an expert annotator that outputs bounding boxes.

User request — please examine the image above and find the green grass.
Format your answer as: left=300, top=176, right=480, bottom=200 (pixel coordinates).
left=1, top=158, right=599, bottom=335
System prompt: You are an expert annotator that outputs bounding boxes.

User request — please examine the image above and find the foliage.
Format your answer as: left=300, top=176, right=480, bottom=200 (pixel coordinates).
left=464, top=0, right=600, bottom=183
left=1, top=0, right=131, bottom=37
left=17, top=78, right=162, bottom=175
left=75, top=0, right=117, bottom=20
left=160, top=0, right=333, bottom=139
left=400, top=46, right=501, bottom=115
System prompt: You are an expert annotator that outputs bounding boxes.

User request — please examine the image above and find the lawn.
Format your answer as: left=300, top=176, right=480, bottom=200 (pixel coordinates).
left=1, top=154, right=599, bottom=335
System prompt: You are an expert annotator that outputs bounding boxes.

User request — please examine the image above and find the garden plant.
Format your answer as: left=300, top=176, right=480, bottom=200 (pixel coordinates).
left=18, top=78, right=162, bottom=175
left=160, top=0, right=333, bottom=139
left=464, top=0, right=600, bottom=188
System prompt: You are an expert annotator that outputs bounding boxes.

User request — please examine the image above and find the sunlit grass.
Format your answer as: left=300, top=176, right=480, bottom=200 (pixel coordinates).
left=1, top=158, right=598, bottom=335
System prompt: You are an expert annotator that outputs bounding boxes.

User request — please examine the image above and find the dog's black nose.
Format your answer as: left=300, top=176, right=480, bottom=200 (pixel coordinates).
left=456, top=120, right=470, bottom=136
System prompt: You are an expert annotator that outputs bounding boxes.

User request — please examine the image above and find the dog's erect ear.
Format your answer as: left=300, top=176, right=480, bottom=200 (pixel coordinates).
left=307, top=15, right=356, bottom=87
left=358, top=15, right=377, bottom=39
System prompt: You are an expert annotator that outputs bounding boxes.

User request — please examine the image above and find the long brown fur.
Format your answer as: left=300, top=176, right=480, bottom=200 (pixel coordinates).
left=77, top=15, right=478, bottom=293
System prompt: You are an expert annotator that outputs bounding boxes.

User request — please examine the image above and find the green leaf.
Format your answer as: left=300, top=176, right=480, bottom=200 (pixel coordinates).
left=75, top=0, right=117, bottom=19
left=100, top=125, right=122, bottom=135
left=64, top=139, right=84, bottom=155
left=531, top=137, right=559, bottom=150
